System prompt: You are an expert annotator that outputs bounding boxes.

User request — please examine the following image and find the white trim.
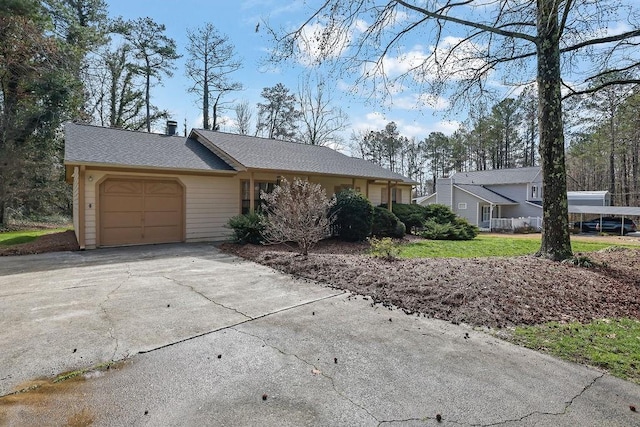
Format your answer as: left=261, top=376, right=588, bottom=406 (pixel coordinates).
left=454, top=184, right=517, bottom=205
left=457, top=202, right=467, bottom=210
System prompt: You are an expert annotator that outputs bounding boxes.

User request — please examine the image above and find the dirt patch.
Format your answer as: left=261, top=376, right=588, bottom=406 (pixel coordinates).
left=0, top=230, right=79, bottom=256
left=220, top=239, right=640, bottom=328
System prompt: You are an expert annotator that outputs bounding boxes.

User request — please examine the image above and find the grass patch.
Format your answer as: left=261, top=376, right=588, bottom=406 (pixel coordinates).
left=54, top=361, right=116, bottom=383
left=399, top=235, right=636, bottom=258
left=0, top=228, right=70, bottom=246
left=510, top=318, right=640, bottom=384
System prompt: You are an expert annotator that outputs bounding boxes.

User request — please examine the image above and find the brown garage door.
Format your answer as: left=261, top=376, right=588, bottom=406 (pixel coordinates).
left=99, top=178, right=184, bottom=246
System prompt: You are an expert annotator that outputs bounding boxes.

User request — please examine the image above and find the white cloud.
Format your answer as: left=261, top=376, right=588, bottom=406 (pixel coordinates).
left=374, top=37, right=490, bottom=84
left=387, top=93, right=450, bottom=111
left=351, top=112, right=460, bottom=140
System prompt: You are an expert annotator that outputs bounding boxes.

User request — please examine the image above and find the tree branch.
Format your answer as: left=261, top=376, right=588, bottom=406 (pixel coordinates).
left=395, top=0, right=537, bottom=42
left=562, top=79, right=640, bottom=99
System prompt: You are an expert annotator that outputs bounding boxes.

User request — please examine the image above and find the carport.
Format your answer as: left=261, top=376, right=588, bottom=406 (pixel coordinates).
left=570, top=205, right=640, bottom=236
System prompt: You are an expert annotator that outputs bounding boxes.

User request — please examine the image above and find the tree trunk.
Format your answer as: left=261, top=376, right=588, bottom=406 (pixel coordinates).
left=145, top=61, right=151, bottom=132
left=203, top=68, right=209, bottom=130
left=536, top=0, right=572, bottom=261
left=609, top=116, right=616, bottom=202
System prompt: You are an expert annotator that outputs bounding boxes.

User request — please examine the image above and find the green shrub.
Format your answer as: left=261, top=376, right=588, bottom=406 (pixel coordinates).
left=330, top=189, right=374, bottom=242
left=420, top=217, right=478, bottom=240
left=227, top=212, right=265, bottom=244
left=379, top=203, right=426, bottom=234
left=423, top=203, right=457, bottom=224
left=368, top=237, right=400, bottom=260
left=372, top=207, right=405, bottom=238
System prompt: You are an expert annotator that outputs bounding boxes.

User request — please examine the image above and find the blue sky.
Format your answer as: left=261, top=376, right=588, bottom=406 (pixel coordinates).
left=103, top=0, right=638, bottom=152
left=103, top=0, right=460, bottom=147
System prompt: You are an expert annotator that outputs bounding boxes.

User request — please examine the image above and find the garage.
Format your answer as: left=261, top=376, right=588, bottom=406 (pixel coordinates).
left=99, top=178, right=184, bottom=247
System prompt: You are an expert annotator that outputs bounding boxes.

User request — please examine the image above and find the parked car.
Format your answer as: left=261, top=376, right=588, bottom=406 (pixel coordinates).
left=573, top=217, right=637, bottom=234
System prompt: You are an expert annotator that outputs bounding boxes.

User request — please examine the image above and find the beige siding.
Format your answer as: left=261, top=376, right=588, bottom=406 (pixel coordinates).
left=72, top=167, right=79, bottom=243
left=80, top=169, right=413, bottom=248
left=182, top=175, right=238, bottom=242
left=83, top=170, right=240, bottom=248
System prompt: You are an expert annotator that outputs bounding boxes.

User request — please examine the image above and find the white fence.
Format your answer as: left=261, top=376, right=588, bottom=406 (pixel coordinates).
left=490, top=217, right=542, bottom=232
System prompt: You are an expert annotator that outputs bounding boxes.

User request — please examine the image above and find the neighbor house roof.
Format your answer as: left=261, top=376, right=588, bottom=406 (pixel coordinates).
left=451, top=166, right=541, bottom=185
left=64, top=123, right=234, bottom=172
left=567, top=191, right=610, bottom=200
left=455, top=184, right=518, bottom=205
left=193, top=129, right=416, bottom=183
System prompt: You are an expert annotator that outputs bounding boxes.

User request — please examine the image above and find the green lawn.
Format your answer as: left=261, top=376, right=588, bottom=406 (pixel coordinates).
left=399, top=235, right=636, bottom=258
left=0, top=228, right=70, bottom=246
left=510, top=319, right=640, bottom=384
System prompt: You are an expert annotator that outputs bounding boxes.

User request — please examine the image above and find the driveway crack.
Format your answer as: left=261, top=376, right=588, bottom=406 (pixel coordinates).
left=231, top=327, right=380, bottom=424
left=471, top=372, right=606, bottom=426
left=163, top=275, right=252, bottom=320
left=98, top=265, right=130, bottom=360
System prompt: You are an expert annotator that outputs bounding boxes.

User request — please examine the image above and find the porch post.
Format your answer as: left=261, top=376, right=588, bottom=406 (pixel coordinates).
left=489, top=204, right=494, bottom=232
left=249, top=172, right=255, bottom=213
left=78, top=165, right=86, bottom=250
left=387, top=181, right=393, bottom=212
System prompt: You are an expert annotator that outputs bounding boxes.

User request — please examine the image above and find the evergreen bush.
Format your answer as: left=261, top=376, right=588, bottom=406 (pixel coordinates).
left=330, top=189, right=374, bottom=241
left=226, top=212, right=265, bottom=244
left=372, top=206, right=405, bottom=238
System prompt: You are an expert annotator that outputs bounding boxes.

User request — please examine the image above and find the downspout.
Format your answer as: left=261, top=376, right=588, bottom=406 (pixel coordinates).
left=450, top=178, right=453, bottom=209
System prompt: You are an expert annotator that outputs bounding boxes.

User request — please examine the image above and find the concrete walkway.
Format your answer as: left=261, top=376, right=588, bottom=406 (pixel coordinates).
left=1, top=244, right=638, bottom=426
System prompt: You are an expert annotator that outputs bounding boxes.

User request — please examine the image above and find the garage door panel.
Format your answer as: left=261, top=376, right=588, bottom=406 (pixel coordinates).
left=101, top=227, right=145, bottom=246
left=145, top=181, right=181, bottom=195
left=103, top=181, right=144, bottom=194
left=102, top=195, right=144, bottom=211
left=102, top=212, right=142, bottom=228
left=100, top=178, right=184, bottom=247
left=144, top=211, right=181, bottom=227
left=144, top=226, right=181, bottom=242
left=144, top=196, right=182, bottom=211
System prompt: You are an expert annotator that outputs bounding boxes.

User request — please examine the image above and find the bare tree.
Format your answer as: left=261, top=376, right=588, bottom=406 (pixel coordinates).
left=185, top=23, right=243, bottom=130
left=297, top=75, right=348, bottom=146
left=260, top=178, right=335, bottom=256
left=233, top=100, right=253, bottom=135
left=270, top=0, right=640, bottom=260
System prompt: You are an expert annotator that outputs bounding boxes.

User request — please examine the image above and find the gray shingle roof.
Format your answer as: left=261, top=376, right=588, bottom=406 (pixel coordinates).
left=456, top=184, right=518, bottom=205
left=63, top=123, right=415, bottom=184
left=194, top=129, right=416, bottom=183
left=64, top=123, right=234, bottom=172
left=452, top=167, right=541, bottom=185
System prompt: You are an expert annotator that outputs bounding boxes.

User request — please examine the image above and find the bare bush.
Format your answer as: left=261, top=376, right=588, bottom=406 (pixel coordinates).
left=261, top=178, right=335, bottom=255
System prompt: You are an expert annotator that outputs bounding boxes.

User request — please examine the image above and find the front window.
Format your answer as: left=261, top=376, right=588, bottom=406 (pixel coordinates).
left=530, top=185, right=539, bottom=199
left=381, top=187, right=402, bottom=204
left=241, top=180, right=275, bottom=214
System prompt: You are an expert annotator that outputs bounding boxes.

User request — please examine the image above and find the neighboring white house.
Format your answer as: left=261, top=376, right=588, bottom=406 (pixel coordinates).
left=414, top=167, right=611, bottom=231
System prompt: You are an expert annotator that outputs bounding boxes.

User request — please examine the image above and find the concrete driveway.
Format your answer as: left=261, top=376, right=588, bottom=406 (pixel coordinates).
left=1, top=244, right=639, bottom=426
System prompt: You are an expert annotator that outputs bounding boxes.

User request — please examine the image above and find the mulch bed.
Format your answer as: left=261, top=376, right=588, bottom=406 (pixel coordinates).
left=0, top=230, right=79, bottom=256
left=220, top=240, right=640, bottom=328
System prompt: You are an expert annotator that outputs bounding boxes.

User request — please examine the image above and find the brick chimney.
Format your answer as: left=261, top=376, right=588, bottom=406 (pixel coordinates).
left=166, top=120, right=178, bottom=136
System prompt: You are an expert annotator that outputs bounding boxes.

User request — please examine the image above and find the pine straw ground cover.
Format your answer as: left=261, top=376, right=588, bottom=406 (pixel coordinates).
left=219, top=238, right=640, bottom=329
